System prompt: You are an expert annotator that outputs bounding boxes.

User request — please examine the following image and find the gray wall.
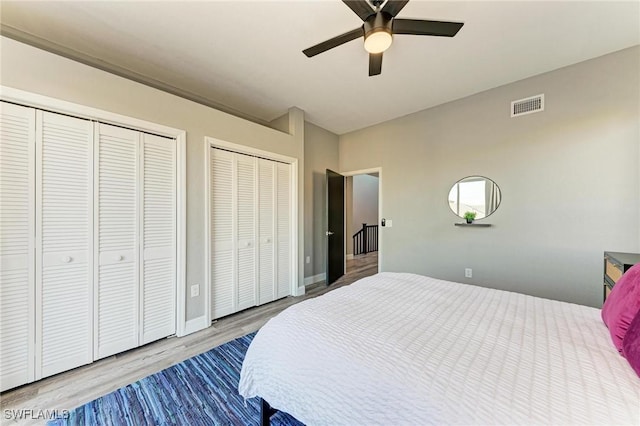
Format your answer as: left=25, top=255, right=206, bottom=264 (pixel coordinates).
left=3, top=34, right=637, bottom=313
left=0, top=36, right=306, bottom=324
left=304, top=122, right=339, bottom=279
left=348, top=174, right=379, bottom=255
left=339, top=46, right=640, bottom=308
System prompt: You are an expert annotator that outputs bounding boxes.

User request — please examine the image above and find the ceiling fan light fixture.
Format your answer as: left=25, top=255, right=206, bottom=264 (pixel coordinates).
left=301, top=0, right=464, bottom=76
left=364, top=29, right=393, bottom=53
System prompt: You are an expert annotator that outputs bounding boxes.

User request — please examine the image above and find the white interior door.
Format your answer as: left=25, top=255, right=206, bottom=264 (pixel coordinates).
left=1, top=98, right=181, bottom=388
left=236, top=153, right=257, bottom=311
left=36, top=111, right=93, bottom=378
left=140, top=133, right=176, bottom=344
left=257, top=159, right=275, bottom=305
left=95, top=123, right=139, bottom=359
left=210, top=148, right=235, bottom=319
left=276, top=162, right=291, bottom=298
left=0, top=102, right=36, bottom=391
left=209, top=148, right=292, bottom=319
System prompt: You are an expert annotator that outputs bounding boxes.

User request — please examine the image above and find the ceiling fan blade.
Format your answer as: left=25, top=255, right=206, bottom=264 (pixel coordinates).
left=369, top=53, right=383, bottom=76
left=392, top=19, right=464, bottom=37
left=381, top=0, right=410, bottom=18
left=342, top=0, right=375, bottom=21
left=303, top=27, right=364, bottom=57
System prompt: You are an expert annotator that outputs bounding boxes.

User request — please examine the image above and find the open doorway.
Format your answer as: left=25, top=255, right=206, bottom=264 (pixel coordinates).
left=345, top=172, right=379, bottom=277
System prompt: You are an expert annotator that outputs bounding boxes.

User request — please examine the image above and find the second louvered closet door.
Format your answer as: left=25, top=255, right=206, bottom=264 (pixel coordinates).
left=37, top=111, right=94, bottom=378
left=95, top=124, right=139, bottom=359
left=210, top=148, right=291, bottom=320
left=140, top=134, right=176, bottom=345
left=95, top=124, right=176, bottom=359
left=236, top=153, right=257, bottom=311
left=275, top=162, right=292, bottom=299
left=210, top=149, right=234, bottom=319
left=257, top=159, right=275, bottom=305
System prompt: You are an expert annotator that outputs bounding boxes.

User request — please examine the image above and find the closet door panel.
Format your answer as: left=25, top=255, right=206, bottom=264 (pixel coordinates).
left=276, top=163, right=291, bottom=299
left=95, top=123, right=138, bottom=359
left=236, top=154, right=256, bottom=311
left=210, top=149, right=293, bottom=317
left=140, top=134, right=176, bottom=344
left=210, top=149, right=235, bottom=319
left=0, top=102, right=35, bottom=391
left=257, top=159, right=275, bottom=305
left=37, top=111, right=93, bottom=378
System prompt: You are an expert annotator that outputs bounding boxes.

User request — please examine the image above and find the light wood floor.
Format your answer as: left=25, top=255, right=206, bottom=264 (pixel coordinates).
left=0, top=252, right=378, bottom=425
left=345, top=250, right=378, bottom=276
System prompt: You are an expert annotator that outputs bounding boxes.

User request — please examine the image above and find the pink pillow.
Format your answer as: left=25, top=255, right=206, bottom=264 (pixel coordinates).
left=622, top=310, right=640, bottom=377
left=601, top=263, right=640, bottom=353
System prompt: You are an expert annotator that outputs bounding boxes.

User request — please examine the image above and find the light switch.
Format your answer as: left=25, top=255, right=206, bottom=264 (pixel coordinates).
left=386, top=219, right=393, bottom=227
left=190, top=284, right=200, bottom=298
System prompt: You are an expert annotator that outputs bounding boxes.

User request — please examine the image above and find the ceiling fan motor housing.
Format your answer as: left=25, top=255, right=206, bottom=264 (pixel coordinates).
left=364, top=12, right=393, bottom=39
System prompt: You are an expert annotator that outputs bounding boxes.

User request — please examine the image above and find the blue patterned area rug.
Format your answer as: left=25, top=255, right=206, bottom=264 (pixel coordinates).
left=49, top=333, right=303, bottom=426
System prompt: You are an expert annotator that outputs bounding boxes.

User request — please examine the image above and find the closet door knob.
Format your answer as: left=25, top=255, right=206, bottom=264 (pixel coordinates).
left=115, top=255, right=124, bottom=261
left=62, top=256, right=72, bottom=263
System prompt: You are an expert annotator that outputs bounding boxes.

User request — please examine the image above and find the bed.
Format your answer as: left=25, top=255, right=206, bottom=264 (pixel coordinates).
left=238, top=272, right=640, bottom=425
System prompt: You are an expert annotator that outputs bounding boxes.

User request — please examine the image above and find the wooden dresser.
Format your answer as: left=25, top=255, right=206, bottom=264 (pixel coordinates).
left=604, top=251, right=640, bottom=302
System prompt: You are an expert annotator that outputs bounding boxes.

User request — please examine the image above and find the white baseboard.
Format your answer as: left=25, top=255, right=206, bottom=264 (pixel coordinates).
left=179, top=316, right=209, bottom=337
left=346, top=254, right=354, bottom=260
left=304, top=273, right=326, bottom=286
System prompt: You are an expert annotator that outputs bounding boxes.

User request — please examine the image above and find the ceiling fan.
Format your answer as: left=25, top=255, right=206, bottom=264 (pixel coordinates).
left=303, top=0, right=464, bottom=76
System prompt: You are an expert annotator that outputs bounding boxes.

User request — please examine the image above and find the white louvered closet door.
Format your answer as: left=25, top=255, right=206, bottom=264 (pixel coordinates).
left=140, top=133, right=176, bottom=344
left=0, top=102, right=36, bottom=391
left=210, top=148, right=235, bottom=318
left=95, top=123, right=139, bottom=359
left=36, top=111, right=93, bottom=378
left=236, top=153, right=257, bottom=311
left=257, top=159, right=275, bottom=305
left=276, top=163, right=292, bottom=298
left=210, top=148, right=292, bottom=320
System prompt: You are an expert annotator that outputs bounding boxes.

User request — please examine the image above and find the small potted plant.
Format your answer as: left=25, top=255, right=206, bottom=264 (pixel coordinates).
left=463, top=211, right=477, bottom=224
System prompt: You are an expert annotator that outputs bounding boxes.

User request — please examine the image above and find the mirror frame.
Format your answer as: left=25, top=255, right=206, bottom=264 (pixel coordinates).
left=447, top=175, right=502, bottom=221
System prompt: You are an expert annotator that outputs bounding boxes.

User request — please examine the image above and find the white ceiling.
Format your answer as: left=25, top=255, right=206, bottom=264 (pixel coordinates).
left=1, top=1, right=638, bottom=134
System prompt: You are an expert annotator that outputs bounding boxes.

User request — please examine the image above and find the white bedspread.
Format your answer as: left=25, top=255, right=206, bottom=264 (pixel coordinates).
left=238, top=272, right=640, bottom=425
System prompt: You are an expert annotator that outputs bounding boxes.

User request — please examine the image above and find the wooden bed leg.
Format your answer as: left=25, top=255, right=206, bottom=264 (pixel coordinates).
left=260, top=398, right=278, bottom=426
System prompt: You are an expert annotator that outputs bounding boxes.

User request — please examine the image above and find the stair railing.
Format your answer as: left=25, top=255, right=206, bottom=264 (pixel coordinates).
left=352, top=223, right=378, bottom=255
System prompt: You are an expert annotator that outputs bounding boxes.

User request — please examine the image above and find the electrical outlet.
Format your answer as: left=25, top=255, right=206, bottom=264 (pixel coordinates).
left=190, top=284, right=200, bottom=298
left=306, top=256, right=310, bottom=264
left=465, top=268, right=472, bottom=278
left=386, top=219, right=393, bottom=227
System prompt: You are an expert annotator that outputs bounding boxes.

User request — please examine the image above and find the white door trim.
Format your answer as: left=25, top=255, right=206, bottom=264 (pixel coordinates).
left=0, top=86, right=188, bottom=340
left=341, top=167, right=382, bottom=273
left=204, top=137, right=299, bottom=326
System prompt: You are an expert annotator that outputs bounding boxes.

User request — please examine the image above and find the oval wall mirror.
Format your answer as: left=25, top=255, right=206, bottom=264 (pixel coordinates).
left=448, top=176, right=502, bottom=220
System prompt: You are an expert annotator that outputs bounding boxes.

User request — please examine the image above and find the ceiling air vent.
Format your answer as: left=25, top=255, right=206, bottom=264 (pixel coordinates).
left=511, top=94, right=544, bottom=117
